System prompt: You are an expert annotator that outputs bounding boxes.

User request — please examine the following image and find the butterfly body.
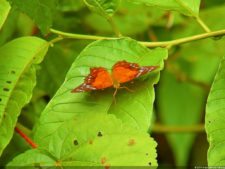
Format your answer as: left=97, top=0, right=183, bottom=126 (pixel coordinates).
left=71, top=60, right=158, bottom=93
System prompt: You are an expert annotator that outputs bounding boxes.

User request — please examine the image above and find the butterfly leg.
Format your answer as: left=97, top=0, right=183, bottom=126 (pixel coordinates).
left=112, top=88, right=118, bottom=104
left=119, top=86, right=134, bottom=93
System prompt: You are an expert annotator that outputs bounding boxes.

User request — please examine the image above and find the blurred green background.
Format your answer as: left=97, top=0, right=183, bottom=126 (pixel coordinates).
left=1, top=0, right=225, bottom=167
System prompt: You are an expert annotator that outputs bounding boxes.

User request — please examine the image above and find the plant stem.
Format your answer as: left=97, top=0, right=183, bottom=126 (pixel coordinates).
left=50, top=28, right=225, bottom=48
left=107, top=16, right=122, bottom=37
left=152, top=123, right=205, bottom=133
left=15, top=125, right=37, bottom=148
left=195, top=16, right=211, bottom=33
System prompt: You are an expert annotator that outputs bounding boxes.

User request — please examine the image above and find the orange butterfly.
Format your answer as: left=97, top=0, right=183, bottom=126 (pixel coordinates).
left=71, top=60, right=158, bottom=96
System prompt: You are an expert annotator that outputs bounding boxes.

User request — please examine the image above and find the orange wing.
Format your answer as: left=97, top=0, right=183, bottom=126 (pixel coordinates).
left=71, top=67, right=113, bottom=93
left=112, top=60, right=158, bottom=84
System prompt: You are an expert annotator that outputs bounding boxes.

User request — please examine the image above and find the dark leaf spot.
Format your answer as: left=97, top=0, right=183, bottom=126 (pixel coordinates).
left=0, top=98, right=2, bottom=102
left=89, top=140, right=93, bottom=144
left=6, top=81, right=12, bottom=84
left=97, top=131, right=103, bottom=137
left=11, top=70, right=16, bottom=74
left=208, top=121, right=211, bottom=123
left=73, top=139, right=78, bottom=145
left=101, top=157, right=107, bottom=164
left=148, top=162, right=151, bottom=166
left=128, top=139, right=135, bottom=146
left=3, top=88, right=9, bottom=92
left=146, top=153, right=149, bottom=156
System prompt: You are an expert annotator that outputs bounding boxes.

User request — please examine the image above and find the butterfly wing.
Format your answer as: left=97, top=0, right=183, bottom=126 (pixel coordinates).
left=71, top=67, right=113, bottom=93
left=112, top=60, right=158, bottom=83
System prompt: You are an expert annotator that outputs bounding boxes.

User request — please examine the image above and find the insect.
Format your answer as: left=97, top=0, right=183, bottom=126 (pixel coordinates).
left=71, top=60, right=158, bottom=96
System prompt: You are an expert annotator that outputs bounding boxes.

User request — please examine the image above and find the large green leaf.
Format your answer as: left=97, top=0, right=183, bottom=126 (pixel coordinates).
left=33, top=38, right=167, bottom=145
left=0, top=0, right=11, bottom=30
left=8, top=113, right=157, bottom=167
left=7, top=0, right=58, bottom=34
left=84, top=0, right=120, bottom=17
left=129, top=0, right=201, bottom=17
left=0, top=37, right=49, bottom=156
left=206, top=56, right=225, bottom=166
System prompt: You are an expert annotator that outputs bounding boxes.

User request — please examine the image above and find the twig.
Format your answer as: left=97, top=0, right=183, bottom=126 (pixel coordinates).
left=50, top=28, right=225, bottom=48
left=152, top=123, right=205, bottom=133
left=15, top=126, right=37, bottom=148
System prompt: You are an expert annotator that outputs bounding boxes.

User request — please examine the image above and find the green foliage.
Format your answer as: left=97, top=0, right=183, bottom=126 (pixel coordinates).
left=0, top=37, right=49, bottom=156
left=1, top=0, right=225, bottom=167
left=129, top=0, right=201, bottom=16
left=7, top=0, right=58, bottom=34
left=205, top=56, right=225, bottom=166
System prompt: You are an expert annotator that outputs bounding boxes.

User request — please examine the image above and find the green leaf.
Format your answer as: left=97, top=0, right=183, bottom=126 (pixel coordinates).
left=0, top=37, right=49, bottom=156
left=128, top=0, right=201, bottom=17
left=7, top=0, right=58, bottom=34
left=33, top=38, right=167, bottom=146
left=206, top=56, right=225, bottom=166
left=0, top=0, right=11, bottom=30
left=84, top=0, right=120, bottom=17
left=8, top=114, right=158, bottom=167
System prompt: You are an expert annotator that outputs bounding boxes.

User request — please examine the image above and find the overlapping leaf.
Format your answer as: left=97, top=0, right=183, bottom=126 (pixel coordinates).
left=206, top=56, right=225, bottom=166
left=8, top=114, right=157, bottom=167
left=0, top=37, right=49, bottom=156
left=33, top=38, right=167, bottom=146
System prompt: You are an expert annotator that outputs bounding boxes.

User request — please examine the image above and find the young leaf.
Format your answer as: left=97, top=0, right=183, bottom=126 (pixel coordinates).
left=129, top=0, right=201, bottom=17
left=84, top=0, right=120, bottom=17
left=8, top=114, right=158, bottom=167
left=0, top=0, right=11, bottom=30
left=206, top=56, right=225, bottom=166
left=33, top=38, right=167, bottom=146
left=7, top=0, right=58, bottom=34
left=0, top=37, right=49, bottom=156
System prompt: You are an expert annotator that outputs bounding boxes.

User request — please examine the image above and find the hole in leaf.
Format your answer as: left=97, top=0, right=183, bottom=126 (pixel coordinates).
left=0, top=98, right=2, bottom=102
left=6, top=80, right=12, bottom=84
left=73, top=139, right=78, bottom=145
left=11, top=70, right=16, bottom=74
left=97, top=131, right=103, bottom=137
left=3, top=88, right=9, bottom=92
left=148, top=162, right=152, bottom=166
